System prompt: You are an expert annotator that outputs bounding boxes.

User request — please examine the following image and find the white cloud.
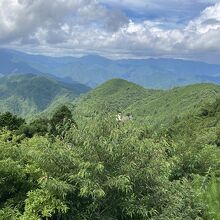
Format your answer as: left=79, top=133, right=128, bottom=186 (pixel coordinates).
left=0, top=0, right=128, bottom=43
left=0, top=0, right=220, bottom=63
left=184, top=3, right=220, bottom=53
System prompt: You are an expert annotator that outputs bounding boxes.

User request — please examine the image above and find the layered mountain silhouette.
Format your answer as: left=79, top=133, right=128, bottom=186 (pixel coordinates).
left=1, top=48, right=220, bottom=89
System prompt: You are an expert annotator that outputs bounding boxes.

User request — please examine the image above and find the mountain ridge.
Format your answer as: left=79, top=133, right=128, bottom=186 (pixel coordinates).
left=74, top=78, right=220, bottom=127
left=1, top=48, right=220, bottom=89
left=0, top=73, right=90, bottom=117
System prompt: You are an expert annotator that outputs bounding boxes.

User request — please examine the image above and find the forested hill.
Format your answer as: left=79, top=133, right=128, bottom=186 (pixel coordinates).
left=74, top=78, right=160, bottom=116
left=74, top=78, right=220, bottom=126
left=0, top=73, right=90, bottom=116
left=0, top=78, right=220, bottom=219
left=0, top=75, right=219, bottom=125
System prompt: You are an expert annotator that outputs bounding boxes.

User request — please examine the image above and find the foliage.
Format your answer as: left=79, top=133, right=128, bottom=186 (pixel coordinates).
left=0, top=116, right=204, bottom=219
left=17, top=118, right=50, bottom=138
left=13, top=105, right=76, bottom=138
left=202, top=176, right=220, bottom=220
left=75, top=80, right=220, bottom=128
left=0, top=112, right=25, bottom=131
left=1, top=79, right=220, bottom=219
left=51, top=105, right=73, bottom=126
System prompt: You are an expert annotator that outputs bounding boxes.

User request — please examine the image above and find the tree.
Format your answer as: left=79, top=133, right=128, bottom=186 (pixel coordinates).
left=50, top=105, right=77, bottom=137
left=0, top=112, right=25, bottom=131
left=17, top=118, right=50, bottom=138
left=51, top=105, right=73, bottom=126
left=0, top=117, right=203, bottom=219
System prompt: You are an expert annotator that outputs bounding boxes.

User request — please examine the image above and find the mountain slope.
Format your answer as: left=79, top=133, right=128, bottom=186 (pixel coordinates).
left=0, top=74, right=90, bottom=116
left=126, top=83, right=220, bottom=126
left=74, top=78, right=160, bottom=117
left=74, top=79, right=220, bottom=127
left=165, top=98, right=220, bottom=147
left=1, top=48, right=220, bottom=89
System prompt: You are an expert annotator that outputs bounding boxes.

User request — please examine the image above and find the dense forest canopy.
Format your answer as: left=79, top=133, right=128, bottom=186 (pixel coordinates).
left=0, top=79, right=220, bottom=220
left=1, top=0, right=220, bottom=218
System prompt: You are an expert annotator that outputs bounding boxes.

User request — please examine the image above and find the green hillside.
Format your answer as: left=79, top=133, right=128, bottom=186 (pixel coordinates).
left=127, top=83, right=220, bottom=126
left=1, top=78, right=220, bottom=219
left=0, top=74, right=90, bottom=117
left=75, top=78, right=161, bottom=118
left=166, top=97, right=220, bottom=147
left=75, top=79, right=220, bottom=127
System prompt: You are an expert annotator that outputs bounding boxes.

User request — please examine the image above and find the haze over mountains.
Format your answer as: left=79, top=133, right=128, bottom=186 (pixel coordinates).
left=0, top=73, right=90, bottom=116
left=1, top=48, right=220, bottom=89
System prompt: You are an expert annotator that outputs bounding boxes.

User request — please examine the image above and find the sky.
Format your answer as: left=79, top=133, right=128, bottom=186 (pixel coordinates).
left=1, top=0, right=220, bottom=63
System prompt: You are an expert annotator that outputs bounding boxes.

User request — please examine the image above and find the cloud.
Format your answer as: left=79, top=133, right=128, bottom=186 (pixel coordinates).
left=0, top=0, right=220, bottom=63
left=185, top=3, right=220, bottom=51
left=0, top=0, right=81, bottom=42
left=0, top=0, right=128, bottom=43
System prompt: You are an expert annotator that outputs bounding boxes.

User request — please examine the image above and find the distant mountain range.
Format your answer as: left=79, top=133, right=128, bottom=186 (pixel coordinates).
left=0, top=73, right=90, bottom=117
left=1, top=48, right=220, bottom=89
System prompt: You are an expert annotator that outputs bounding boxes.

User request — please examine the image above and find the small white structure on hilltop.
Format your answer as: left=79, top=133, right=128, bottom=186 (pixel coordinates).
left=116, top=113, right=133, bottom=122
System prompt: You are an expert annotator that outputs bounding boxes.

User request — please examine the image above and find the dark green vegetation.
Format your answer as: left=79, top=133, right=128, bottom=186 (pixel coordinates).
left=0, top=112, right=25, bottom=131
left=0, top=79, right=220, bottom=219
left=0, top=73, right=90, bottom=117
left=1, top=48, right=220, bottom=89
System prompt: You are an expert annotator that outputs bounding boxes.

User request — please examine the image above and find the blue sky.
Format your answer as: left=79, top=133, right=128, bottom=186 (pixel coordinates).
left=0, top=0, right=220, bottom=63
left=102, top=0, right=214, bottom=23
